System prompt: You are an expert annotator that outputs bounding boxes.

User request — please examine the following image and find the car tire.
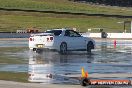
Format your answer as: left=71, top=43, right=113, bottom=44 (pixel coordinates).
left=87, top=41, right=94, bottom=53
left=60, top=42, right=67, bottom=54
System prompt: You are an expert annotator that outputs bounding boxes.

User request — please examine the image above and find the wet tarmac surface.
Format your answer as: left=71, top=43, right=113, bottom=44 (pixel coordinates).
left=0, top=39, right=28, bottom=47
left=0, top=39, right=132, bottom=84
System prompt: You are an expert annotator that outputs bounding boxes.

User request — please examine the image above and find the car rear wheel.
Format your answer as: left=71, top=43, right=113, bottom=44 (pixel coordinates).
left=60, top=42, right=67, bottom=54
left=87, top=41, right=94, bottom=53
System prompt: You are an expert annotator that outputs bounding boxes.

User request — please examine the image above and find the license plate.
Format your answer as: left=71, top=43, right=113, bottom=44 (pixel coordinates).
left=37, top=44, right=43, bottom=48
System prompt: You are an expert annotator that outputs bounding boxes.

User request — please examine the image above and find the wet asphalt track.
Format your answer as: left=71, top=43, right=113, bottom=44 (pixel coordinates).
left=0, top=39, right=132, bottom=86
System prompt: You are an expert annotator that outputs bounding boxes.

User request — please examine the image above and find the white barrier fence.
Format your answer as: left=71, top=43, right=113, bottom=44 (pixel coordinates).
left=0, top=32, right=132, bottom=38
left=0, top=33, right=30, bottom=38
left=82, top=33, right=132, bottom=38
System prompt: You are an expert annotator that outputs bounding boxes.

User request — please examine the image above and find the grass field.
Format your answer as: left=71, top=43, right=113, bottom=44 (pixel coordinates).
left=0, top=0, right=131, bottom=32
left=0, top=72, right=28, bottom=82
left=0, top=0, right=132, bottom=16
left=0, top=11, right=131, bottom=32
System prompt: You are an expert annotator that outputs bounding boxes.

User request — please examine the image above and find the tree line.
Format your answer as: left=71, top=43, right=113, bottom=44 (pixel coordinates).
left=70, top=0, right=132, bottom=7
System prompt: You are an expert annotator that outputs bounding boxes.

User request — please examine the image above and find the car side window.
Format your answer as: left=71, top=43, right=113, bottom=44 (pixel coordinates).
left=65, top=30, right=70, bottom=36
left=65, top=30, right=81, bottom=37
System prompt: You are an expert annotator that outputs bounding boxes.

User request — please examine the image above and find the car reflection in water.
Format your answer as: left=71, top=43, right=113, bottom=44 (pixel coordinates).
left=28, top=51, right=94, bottom=84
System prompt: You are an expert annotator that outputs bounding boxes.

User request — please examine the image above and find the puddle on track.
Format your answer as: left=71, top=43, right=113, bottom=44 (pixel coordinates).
left=0, top=40, right=28, bottom=47
left=28, top=48, right=132, bottom=81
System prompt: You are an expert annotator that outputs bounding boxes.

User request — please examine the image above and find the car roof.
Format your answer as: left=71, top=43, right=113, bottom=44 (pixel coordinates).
left=47, top=28, right=72, bottom=31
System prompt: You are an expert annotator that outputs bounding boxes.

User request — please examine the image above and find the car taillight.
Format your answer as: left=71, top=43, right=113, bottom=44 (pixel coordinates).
left=50, top=37, right=53, bottom=41
left=47, top=37, right=53, bottom=41
left=47, top=38, right=49, bottom=41
left=29, top=38, right=34, bottom=41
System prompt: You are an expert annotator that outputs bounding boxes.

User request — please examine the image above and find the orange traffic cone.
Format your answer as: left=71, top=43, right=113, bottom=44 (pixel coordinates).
left=81, top=67, right=89, bottom=78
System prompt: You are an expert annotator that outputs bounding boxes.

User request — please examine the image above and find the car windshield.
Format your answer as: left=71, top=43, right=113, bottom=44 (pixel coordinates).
left=45, top=30, right=62, bottom=36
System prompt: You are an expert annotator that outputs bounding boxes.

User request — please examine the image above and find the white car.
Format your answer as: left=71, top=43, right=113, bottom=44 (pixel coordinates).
left=29, top=28, right=95, bottom=54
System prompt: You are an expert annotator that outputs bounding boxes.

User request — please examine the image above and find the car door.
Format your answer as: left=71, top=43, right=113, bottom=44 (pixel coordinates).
left=64, top=30, right=86, bottom=50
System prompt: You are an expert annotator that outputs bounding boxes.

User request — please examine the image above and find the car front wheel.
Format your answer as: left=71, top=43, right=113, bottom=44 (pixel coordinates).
left=87, top=41, right=94, bottom=53
left=59, top=42, right=67, bottom=54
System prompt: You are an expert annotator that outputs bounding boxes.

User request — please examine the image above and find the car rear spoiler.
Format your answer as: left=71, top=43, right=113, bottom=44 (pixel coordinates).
left=30, top=33, right=54, bottom=37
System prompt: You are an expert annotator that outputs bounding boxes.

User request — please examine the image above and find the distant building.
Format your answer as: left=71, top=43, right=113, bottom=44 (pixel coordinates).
left=27, top=27, right=39, bottom=33
left=16, top=30, right=27, bottom=33
left=16, top=27, right=39, bottom=33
